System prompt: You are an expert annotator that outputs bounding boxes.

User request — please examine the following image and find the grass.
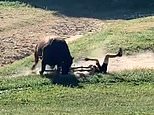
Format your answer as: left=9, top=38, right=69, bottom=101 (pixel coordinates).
left=1, top=84, right=154, bottom=114
left=0, top=1, right=154, bottom=115
left=0, top=70, right=154, bottom=114
left=0, top=56, right=33, bottom=77
left=70, top=17, right=154, bottom=60
left=0, top=1, right=29, bottom=8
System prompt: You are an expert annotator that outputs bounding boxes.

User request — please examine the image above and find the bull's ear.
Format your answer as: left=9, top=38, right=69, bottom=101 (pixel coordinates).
left=72, top=57, right=74, bottom=60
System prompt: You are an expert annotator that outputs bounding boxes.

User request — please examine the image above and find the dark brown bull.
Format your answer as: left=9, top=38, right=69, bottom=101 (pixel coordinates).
left=32, top=37, right=73, bottom=75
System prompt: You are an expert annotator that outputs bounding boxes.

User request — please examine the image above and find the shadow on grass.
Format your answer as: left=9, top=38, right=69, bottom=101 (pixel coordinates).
left=39, top=68, right=154, bottom=87
left=13, top=0, right=154, bottom=20
left=43, top=73, right=81, bottom=88
left=42, top=72, right=135, bottom=87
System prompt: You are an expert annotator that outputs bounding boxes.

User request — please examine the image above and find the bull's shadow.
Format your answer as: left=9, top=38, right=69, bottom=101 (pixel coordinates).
left=43, top=73, right=80, bottom=88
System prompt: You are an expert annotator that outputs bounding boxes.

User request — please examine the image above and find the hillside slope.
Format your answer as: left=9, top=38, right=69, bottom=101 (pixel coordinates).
left=0, top=2, right=103, bottom=66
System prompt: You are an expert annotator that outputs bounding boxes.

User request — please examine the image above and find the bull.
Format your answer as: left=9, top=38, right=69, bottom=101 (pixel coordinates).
left=31, top=37, right=73, bottom=75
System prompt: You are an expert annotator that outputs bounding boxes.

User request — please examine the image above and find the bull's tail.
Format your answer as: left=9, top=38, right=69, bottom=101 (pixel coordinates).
left=31, top=45, right=39, bottom=70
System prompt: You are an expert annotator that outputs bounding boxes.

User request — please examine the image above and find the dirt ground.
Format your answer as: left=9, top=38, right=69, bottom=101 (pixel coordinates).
left=73, top=52, right=154, bottom=73
left=0, top=8, right=104, bottom=66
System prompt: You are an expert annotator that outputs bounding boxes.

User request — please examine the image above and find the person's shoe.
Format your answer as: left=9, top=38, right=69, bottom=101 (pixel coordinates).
left=117, top=48, right=123, bottom=57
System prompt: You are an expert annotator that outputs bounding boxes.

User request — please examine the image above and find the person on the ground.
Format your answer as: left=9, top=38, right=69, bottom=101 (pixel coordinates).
left=84, top=48, right=123, bottom=73
left=72, top=48, right=122, bottom=74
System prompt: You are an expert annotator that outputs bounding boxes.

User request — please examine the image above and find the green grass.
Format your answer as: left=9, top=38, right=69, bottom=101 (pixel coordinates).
left=0, top=56, right=33, bottom=77
left=1, top=84, right=154, bottom=114
left=0, top=70, right=154, bottom=114
left=0, top=1, right=29, bottom=8
left=70, top=17, right=154, bottom=60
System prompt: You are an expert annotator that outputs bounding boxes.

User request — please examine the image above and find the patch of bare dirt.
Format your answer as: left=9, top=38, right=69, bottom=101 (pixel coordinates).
left=0, top=8, right=104, bottom=67
left=108, top=52, right=154, bottom=72
left=72, top=52, right=154, bottom=74
left=4, top=52, right=154, bottom=78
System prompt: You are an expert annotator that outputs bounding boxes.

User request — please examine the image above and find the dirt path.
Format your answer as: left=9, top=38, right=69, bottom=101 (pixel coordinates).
left=108, top=52, right=154, bottom=72
left=73, top=52, right=154, bottom=74
left=3, top=51, right=154, bottom=78
left=28, top=52, right=154, bottom=76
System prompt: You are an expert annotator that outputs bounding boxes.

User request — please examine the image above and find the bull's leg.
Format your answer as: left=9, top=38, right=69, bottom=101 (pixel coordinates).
left=39, top=60, right=46, bottom=75
left=62, top=69, right=67, bottom=75
left=61, top=64, right=69, bottom=75
left=56, top=64, right=61, bottom=74
left=31, top=49, right=39, bottom=70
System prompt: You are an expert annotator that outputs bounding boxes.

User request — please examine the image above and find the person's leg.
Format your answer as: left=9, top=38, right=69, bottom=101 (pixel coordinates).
left=101, top=48, right=123, bottom=73
left=103, top=48, right=122, bottom=63
left=84, top=48, right=122, bottom=73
